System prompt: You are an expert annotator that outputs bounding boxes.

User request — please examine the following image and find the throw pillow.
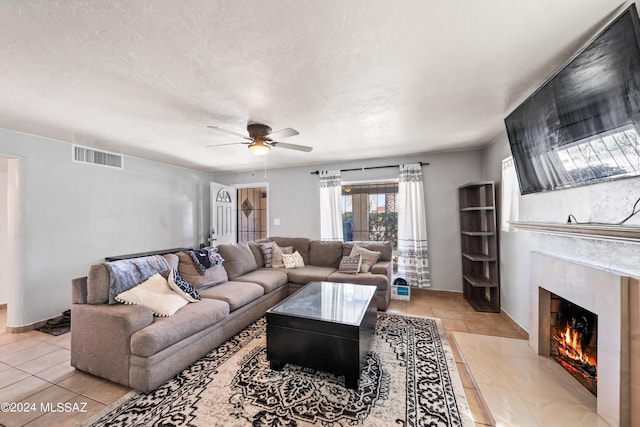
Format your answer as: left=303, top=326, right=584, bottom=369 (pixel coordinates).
left=292, top=250, right=305, bottom=268
left=115, top=273, right=188, bottom=317
left=260, top=242, right=275, bottom=268
left=282, top=253, right=296, bottom=269
left=350, top=244, right=382, bottom=273
left=168, top=268, right=200, bottom=302
left=282, top=251, right=305, bottom=269
left=272, top=244, right=294, bottom=268
left=339, top=253, right=362, bottom=274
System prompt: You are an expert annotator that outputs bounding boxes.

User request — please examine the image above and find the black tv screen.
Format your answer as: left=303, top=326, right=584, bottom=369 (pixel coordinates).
left=505, top=4, right=640, bottom=195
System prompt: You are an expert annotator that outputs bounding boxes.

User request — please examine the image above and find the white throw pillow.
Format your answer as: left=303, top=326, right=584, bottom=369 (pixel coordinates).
left=282, top=251, right=305, bottom=269
left=292, top=250, right=305, bottom=268
left=115, top=273, right=188, bottom=317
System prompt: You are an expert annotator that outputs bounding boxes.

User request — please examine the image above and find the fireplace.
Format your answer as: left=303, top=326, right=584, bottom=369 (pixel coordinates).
left=529, top=252, right=631, bottom=427
left=549, top=293, right=597, bottom=396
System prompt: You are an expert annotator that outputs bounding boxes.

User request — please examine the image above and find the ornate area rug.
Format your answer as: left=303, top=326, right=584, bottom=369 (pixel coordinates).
left=86, top=313, right=473, bottom=426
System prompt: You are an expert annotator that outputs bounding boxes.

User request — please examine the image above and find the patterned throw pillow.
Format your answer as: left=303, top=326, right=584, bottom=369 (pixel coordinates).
left=168, top=268, right=201, bottom=302
left=260, top=242, right=275, bottom=268
left=339, top=253, right=362, bottom=274
left=292, top=251, right=305, bottom=268
left=282, top=251, right=305, bottom=269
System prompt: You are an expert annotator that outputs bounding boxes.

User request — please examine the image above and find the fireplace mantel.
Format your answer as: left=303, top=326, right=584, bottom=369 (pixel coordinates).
left=510, top=221, right=640, bottom=244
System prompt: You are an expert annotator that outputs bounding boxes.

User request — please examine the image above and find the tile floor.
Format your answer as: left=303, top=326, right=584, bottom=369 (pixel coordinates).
left=453, top=333, right=608, bottom=427
left=0, top=289, right=529, bottom=426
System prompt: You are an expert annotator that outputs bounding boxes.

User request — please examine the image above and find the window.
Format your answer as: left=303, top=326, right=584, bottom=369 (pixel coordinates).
left=237, top=186, right=267, bottom=242
left=341, top=182, right=398, bottom=248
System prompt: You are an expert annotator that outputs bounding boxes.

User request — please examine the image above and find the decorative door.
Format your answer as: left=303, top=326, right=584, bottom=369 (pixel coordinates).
left=210, top=182, right=236, bottom=245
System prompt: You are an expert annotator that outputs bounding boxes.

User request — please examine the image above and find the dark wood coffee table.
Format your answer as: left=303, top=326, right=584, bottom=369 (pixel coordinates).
left=266, top=281, right=377, bottom=389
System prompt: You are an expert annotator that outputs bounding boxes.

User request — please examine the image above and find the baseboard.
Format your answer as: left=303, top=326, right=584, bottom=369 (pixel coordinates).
left=5, top=319, right=48, bottom=334
left=500, top=309, right=528, bottom=339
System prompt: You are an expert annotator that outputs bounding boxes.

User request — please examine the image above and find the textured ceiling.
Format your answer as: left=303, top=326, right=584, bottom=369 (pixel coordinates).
left=0, top=0, right=626, bottom=173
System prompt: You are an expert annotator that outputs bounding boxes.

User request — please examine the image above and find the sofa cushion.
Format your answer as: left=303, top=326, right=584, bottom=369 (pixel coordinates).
left=269, top=237, right=311, bottom=264
left=309, top=240, right=344, bottom=268
left=216, top=242, right=258, bottom=279
left=284, top=265, right=337, bottom=285
left=115, top=273, right=188, bottom=317
left=343, top=241, right=392, bottom=262
left=327, top=271, right=390, bottom=290
left=130, top=298, right=229, bottom=357
left=176, top=251, right=228, bottom=290
left=199, top=281, right=264, bottom=311
left=234, top=269, right=288, bottom=293
left=248, top=242, right=266, bottom=268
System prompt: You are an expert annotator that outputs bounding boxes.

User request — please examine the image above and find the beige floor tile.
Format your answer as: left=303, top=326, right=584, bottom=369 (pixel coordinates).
left=456, top=362, right=475, bottom=388
left=35, top=361, right=77, bottom=383
left=0, top=384, right=78, bottom=427
left=442, top=318, right=469, bottom=332
left=0, top=332, right=29, bottom=347
left=432, top=308, right=491, bottom=322
left=17, top=348, right=70, bottom=375
left=24, top=395, right=106, bottom=427
left=0, top=366, right=31, bottom=388
left=406, top=304, right=434, bottom=317
left=0, top=376, right=51, bottom=402
left=386, top=300, right=407, bottom=314
left=478, top=384, right=538, bottom=427
left=33, top=332, right=71, bottom=349
left=0, top=340, right=60, bottom=366
left=463, top=387, right=494, bottom=426
left=57, top=372, right=130, bottom=405
left=517, top=389, right=607, bottom=427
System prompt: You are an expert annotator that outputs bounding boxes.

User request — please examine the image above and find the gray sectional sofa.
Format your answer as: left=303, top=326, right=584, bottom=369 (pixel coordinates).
left=70, top=237, right=392, bottom=392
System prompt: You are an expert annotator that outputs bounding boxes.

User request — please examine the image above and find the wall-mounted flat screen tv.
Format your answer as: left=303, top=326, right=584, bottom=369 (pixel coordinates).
left=505, top=4, right=640, bottom=195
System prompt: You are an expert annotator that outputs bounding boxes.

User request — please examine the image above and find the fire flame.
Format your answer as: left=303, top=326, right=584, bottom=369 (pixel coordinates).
left=553, top=322, right=596, bottom=367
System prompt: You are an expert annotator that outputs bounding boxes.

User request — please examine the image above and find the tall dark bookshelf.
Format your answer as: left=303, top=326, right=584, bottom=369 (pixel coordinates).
left=458, top=182, right=500, bottom=312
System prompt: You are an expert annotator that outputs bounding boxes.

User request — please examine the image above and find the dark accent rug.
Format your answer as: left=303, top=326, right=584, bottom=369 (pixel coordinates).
left=85, top=313, right=473, bottom=426
left=36, top=324, right=70, bottom=336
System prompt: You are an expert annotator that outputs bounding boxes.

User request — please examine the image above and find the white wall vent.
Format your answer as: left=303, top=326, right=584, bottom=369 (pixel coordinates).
left=72, top=145, right=123, bottom=169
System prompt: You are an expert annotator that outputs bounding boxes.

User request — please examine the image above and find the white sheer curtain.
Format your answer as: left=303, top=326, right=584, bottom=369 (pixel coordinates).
left=501, top=157, right=520, bottom=232
left=397, top=163, right=430, bottom=288
left=319, top=170, right=344, bottom=241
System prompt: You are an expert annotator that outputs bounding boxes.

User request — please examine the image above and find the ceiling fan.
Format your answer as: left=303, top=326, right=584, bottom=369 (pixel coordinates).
left=206, top=123, right=313, bottom=156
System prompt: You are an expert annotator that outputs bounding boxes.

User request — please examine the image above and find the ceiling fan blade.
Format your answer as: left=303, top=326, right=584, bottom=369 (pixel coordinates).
left=265, top=128, right=299, bottom=140
left=207, top=125, right=251, bottom=140
left=271, top=141, right=313, bottom=152
left=206, top=142, right=251, bottom=148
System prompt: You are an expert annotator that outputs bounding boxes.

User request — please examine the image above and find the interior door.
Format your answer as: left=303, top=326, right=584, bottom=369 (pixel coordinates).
left=210, top=182, right=236, bottom=246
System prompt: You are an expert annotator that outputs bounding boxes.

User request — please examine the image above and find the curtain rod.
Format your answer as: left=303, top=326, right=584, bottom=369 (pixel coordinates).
left=310, top=162, right=429, bottom=175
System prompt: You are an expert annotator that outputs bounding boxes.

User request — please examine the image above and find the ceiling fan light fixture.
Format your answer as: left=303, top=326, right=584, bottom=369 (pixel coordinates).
left=248, top=141, right=271, bottom=156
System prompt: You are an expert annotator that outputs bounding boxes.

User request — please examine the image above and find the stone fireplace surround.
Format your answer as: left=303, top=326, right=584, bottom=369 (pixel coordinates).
left=529, top=252, right=637, bottom=427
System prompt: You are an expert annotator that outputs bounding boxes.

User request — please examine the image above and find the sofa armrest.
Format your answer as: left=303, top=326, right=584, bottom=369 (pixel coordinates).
left=371, top=261, right=392, bottom=282
left=70, top=303, right=154, bottom=387
left=72, top=277, right=88, bottom=304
